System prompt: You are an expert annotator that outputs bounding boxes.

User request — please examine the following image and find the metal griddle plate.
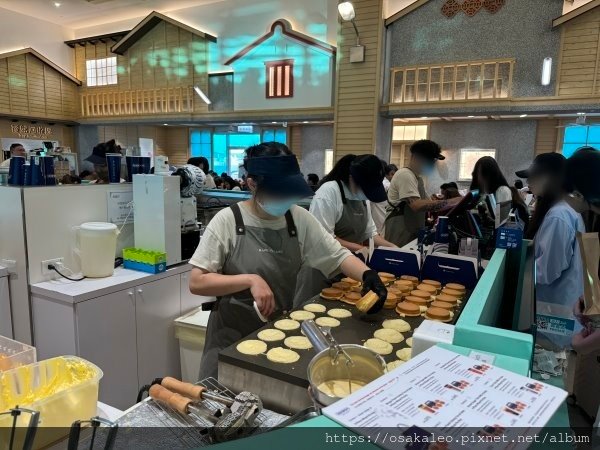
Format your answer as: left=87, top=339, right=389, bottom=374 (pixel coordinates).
left=219, top=291, right=470, bottom=388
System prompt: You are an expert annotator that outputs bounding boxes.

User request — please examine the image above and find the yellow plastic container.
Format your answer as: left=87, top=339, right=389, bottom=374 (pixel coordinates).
left=0, top=335, right=36, bottom=372
left=0, top=356, right=102, bottom=448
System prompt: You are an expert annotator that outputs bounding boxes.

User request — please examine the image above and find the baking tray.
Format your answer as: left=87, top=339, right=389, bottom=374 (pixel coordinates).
left=219, top=290, right=470, bottom=389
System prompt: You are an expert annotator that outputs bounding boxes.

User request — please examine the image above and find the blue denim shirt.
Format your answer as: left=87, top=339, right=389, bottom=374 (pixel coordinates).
left=535, top=201, right=585, bottom=349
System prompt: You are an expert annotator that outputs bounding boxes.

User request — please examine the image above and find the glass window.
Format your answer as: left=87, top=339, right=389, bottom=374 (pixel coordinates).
left=190, top=129, right=211, bottom=160
left=564, top=127, right=588, bottom=144
left=562, top=125, right=600, bottom=158
left=86, top=57, right=117, bottom=87
left=324, top=149, right=334, bottom=174
left=459, top=149, right=496, bottom=181
left=392, top=125, right=429, bottom=142
left=213, top=134, right=228, bottom=176
left=262, top=129, right=287, bottom=144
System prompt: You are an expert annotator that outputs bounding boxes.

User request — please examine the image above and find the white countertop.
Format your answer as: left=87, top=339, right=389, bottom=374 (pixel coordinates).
left=0, top=265, right=7, bottom=277
left=30, top=263, right=192, bottom=304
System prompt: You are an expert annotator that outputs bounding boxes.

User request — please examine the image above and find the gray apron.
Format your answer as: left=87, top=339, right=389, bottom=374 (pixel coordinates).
left=199, top=202, right=301, bottom=380
left=384, top=170, right=427, bottom=247
left=334, top=180, right=371, bottom=244
left=293, top=181, right=370, bottom=307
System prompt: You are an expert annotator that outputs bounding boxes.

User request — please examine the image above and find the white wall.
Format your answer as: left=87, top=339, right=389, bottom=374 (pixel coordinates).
left=0, top=187, right=30, bottom=343
left=73, top=0, right=339, bottom=72
left=0, top=7, right=75, bottom=73
left=24, top=184, right=134, bottom=285
left=231, top=26, right=335, bottom=110
left=563, top=0, right=595, bottom=14
left=385, top=0, right=420, bottom=18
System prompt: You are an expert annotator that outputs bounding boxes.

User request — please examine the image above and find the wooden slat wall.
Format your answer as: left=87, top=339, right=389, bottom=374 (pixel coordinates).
left=96, top=124, right=189, bottom=165
left=0, top=53, right=78, bottom=120
left=557, top=7, right=600, bottom=96
left=535, top=119, right=559, bottom=155
left=333, top=0, right=384, bottom=158
left=75, top=21, right=210, bottom=116
left=289, top=126, right=303, bottom=162
left=164, top=127, right=189, bottom=166
left=0, top=118, right=75, bottom=150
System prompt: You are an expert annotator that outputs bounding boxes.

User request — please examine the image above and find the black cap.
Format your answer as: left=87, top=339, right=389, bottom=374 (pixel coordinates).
left=85, top=139, right=122, bottom=165
left=410, top=140, right=445, bottom=161
left=349, top=154, right=387, bottom=203
left=515, top=152, right=565, bottom=179
left=246, top=155, right=314, bottom=198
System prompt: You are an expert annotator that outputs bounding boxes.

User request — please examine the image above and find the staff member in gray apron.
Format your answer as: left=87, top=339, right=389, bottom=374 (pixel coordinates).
left=385, top=140, right=460, bottom=247
left=310, top=154, right=397, bottom=252
left=189, top=143, right=387, bottom=380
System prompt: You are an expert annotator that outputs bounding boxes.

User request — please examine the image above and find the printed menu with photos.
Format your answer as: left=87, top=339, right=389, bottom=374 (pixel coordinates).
left=323, top=347, right=567, bottom=449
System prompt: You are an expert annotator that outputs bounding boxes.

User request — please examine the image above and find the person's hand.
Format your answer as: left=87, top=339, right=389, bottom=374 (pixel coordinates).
left=362, top=270, right=387, bottom=314
left=572, top=327, right=600, bottom=355
left=249, top=275, right=276, bottom=317
left=573, top=297, right=590, bottom=327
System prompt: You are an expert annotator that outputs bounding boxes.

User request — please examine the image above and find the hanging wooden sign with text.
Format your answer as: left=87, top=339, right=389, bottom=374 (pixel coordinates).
left=10, top=124, right=54, bottom=139
left=442, top=0, right=505, bottom=18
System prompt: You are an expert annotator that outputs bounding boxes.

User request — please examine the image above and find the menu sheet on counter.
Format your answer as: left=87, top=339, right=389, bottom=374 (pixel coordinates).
left=323, top=347, right=567, bottom=450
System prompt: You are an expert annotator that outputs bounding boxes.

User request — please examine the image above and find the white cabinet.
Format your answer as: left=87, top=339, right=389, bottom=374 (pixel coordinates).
left=135, top=276, right=182, bottom=386
left=76, top=289, right=138, bottom=410
left=30, top=267, right=193, bottom=411
left=0, top=271, right=11, bottom=338
left=180, top=271, right=209, bottom=314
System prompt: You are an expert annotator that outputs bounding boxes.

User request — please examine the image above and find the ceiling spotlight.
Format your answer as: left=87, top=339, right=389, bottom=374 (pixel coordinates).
left=541, top=57, right=552, bottom=86
left=193, top=86, right=212, bottom=105
left=53, top=1, right=61, bottom=6
left=163, top=123, right=168, bottom=126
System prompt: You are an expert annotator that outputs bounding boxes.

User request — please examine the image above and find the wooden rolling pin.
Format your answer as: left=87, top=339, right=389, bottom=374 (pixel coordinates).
left=160, top=377, right=234, bottom=406
left=149, top=384, right=218, bottom=424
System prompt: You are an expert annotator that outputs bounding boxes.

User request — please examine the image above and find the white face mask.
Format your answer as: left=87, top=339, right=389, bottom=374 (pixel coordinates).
left=348, top=189, right=368, bottom=202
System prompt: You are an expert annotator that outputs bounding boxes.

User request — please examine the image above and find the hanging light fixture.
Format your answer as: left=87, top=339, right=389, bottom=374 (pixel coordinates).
left=194, top=86, right=212, bottom=105
left=541, top=57, right=552, bottom=86
left=338, top=1, right=364, bottom=63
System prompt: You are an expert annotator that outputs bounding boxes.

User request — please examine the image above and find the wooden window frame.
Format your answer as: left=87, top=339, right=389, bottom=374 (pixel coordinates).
left=265, top=59, right=294, bottom=99
left=86, top=56, right=118, bottom=87
left=389, top=58, right=514, bottom=104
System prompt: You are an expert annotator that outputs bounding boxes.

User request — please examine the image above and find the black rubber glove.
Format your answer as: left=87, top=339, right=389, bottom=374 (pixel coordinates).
left=362, top=270, right=387, bottom=314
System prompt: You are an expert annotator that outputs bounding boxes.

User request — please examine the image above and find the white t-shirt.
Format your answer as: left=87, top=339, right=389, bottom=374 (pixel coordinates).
left=372, top=179, right=391, bottom=234
left=387, top=168, right=426, bottom=209
left=190, top=202, right=352, bottom=278
left=204, top=173, right=216, bottom=189
left=309, top=181, right=378, bottom=239
left=494, top=186, right=512, bottom=203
